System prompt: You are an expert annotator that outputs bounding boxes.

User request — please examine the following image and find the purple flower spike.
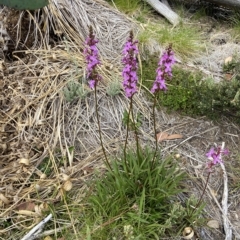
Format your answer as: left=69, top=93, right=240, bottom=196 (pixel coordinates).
left=122, top=31, right=139, bottom=98
left=206, top=146, right=229, bottom=171
left=151, top=45, right=176, bottom=94
left=84, top=26, right=102, bottom=89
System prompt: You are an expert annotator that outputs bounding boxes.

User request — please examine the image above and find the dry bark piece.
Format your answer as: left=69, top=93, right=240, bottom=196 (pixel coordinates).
left=16, top=210, right=38, bottom=217
left=156, top=132, right=183, bottom=142
left=19, top=158, right=30, bottom=166
left=207, top=219, right=220, bottom=229
left=63, top=180, right=73, bottom=191
left=166, top=133, right=183, bottom=140
left=0, top=193, right=10, bottom=205
left=16, top=201, right=35, bottom=211
left=156, top=131, right=169, bottom=142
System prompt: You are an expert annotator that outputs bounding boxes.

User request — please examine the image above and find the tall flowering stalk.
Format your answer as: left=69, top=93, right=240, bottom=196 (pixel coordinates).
left=151, top=45, right=176, bottom=167
left=84, top=26, right=112, bottom=170
left=84, top=26, right=102, bottom=89
left=122, top=31, right=139, bottom=98
left=122, top=31, right=140, bottom=165
left=151, top=45, right=175, bottom=94
left=190, top=145, right=229, bottom=216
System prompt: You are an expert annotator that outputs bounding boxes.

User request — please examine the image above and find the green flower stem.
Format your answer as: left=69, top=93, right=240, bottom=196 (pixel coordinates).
left=123, top=101, right=131, bottom=169
left=130, top=97, right=140, bottom=161
left=123, top=96, right=140, bottom=170
left=94, top=86, right=112, bottom=170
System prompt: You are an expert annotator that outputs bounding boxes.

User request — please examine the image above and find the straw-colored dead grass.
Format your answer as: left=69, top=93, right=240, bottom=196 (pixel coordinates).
left=0, top=0, right=240, bottom=239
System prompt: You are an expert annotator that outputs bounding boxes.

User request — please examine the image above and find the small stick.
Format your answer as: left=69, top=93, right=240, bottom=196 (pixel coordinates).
left=220, top=142, right=232, bottom=240
left=21, top=214, right=52, bottom=240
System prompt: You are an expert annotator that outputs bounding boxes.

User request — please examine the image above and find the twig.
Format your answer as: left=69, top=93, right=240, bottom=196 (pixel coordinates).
left=20, top=214, right=52, bottom=240
left=220, top=142, right=232, bottom=240
left=145, top=0, right=180, bottom=26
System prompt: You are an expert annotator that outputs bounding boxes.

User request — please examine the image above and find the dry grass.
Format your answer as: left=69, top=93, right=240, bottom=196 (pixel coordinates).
left=0, top=0, right=240, bottom=239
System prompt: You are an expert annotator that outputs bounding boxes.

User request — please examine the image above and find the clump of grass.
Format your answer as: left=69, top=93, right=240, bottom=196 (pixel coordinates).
left=230, top=11, right=240, bottom=40
left=80, top=147, right=200, bottom=239
left=105, top=0, right=142, bottom=13
left=138, top=22, right=203, bottom=59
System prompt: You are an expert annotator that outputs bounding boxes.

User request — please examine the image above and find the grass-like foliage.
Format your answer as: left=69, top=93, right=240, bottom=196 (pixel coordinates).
left=105, top=0, right=142, bottom=13
left=230, top=11, right=240, bottom=40
left=83, top=147, right=189, bottom=239
left=138, top=22, right=203, bottom=59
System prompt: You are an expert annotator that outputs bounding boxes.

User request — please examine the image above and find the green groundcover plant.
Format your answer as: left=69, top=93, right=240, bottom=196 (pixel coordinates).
left=79, top=27, right=229, bottom=239
left=141, top=54, right=240, bottom=124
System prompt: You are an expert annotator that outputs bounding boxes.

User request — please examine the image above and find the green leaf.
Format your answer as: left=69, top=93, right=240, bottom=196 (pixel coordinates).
left=0, top=0, right=49, bottom=10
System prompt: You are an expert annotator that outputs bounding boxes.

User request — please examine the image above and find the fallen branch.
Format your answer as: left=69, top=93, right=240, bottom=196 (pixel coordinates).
left=145, top=0, right=180, bottom=26
left=20, top=214, right=53, bottom=240
left=220, top=142, right=232, bottom=240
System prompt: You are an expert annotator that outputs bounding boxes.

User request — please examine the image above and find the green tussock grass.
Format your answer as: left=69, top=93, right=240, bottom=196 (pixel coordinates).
left=75, top=147, right=204, bottom=239
left=230, top=11, right=240, bottom=41
left=105, top=0, right=142, bottom=13
left=138, top=21, right=204, bottom=59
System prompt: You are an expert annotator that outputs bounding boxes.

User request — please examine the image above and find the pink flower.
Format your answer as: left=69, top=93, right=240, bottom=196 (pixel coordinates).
left=206, top=146, right=229, bottom=171
left=84, top=27, right=102, bottom=89
left=122, top=31, right=139, bottom=98
left=151, top=45, right=175, bottom=93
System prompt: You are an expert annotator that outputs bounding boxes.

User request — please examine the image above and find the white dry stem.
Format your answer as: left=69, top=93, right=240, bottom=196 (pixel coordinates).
left=20, top=214, right=52, bottom=240
left=199, top=142, right=233, bottom=239
left=220, top=142, right=232, bottom=240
